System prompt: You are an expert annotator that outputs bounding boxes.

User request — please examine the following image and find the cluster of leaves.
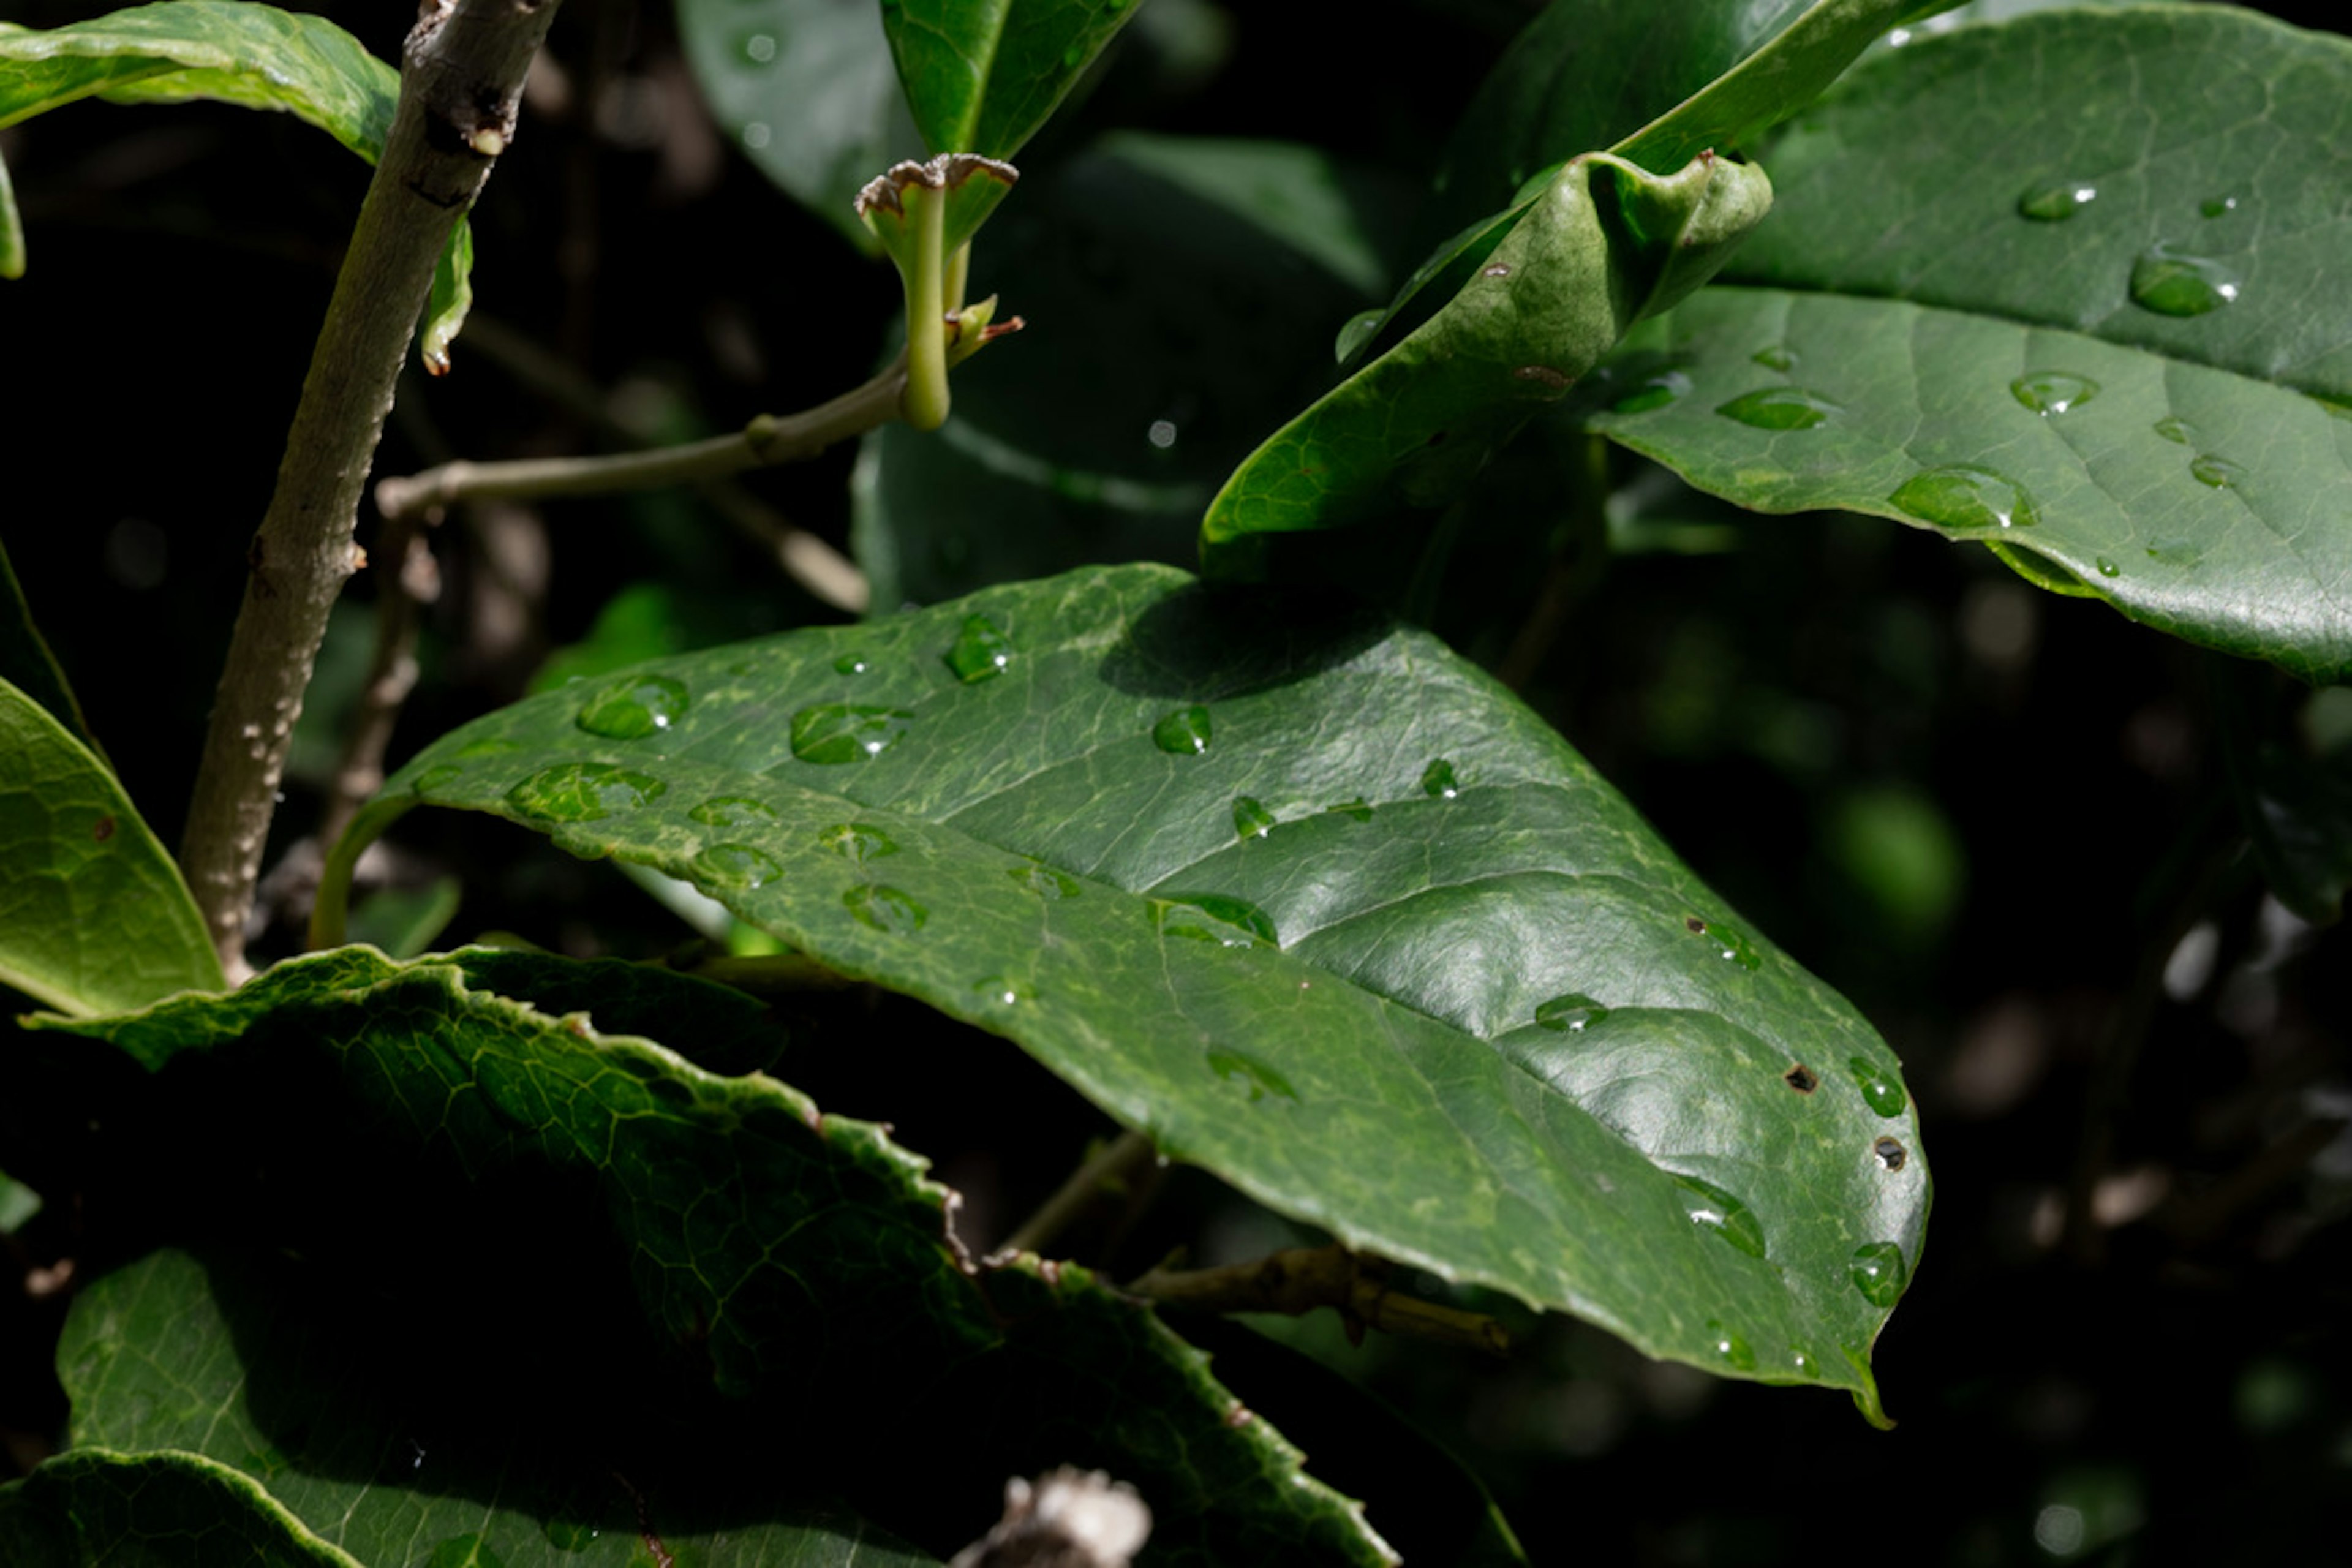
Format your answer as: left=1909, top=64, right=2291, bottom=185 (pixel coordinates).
left=3, top=0, right=2350, bottom=1561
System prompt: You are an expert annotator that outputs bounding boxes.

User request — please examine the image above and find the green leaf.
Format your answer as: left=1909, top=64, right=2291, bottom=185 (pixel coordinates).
left=0, top=1166, right=39, bottom=1233
left=0, top=1448, right=360, bottom=1567
left=0, top=537, right=105, bottom=769
left=1583, top=8, right=2352, bottom=680
left=1202, top=151, right=1773, bottom=564
left=0, top=676, right=224, bottom=1015
left=0, top=1, right=472, bottom=363
left=678, top=0, right=917, bottom=251
left=882, top=0, right=1145, bottom=160
left=26, top=949, right=1394, bottom=1563
left=324, top=564, right=1930, bottom=1421
left=0, top=146, right=23, bottom=280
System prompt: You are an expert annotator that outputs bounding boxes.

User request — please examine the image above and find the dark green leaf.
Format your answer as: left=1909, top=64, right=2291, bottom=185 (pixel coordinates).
left=0, top=676, right=224, bottom=1015
left=27, top=949, right=1393, bottom=1564
left=324, top=564, right=1930, bottom=1420
left=0, top=537, right=104, bottom=768
left=1585, top=9, right=2352, bottom=680
left=883, top=0, right=1145, bottom=159
left=0, top=1, right=472, bottom=361
left=0, top=1448, right=358, bottom=1567
left=1202, top=151, right=1772, bottom=564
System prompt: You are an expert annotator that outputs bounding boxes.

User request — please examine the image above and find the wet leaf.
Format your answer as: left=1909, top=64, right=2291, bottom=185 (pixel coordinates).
left=1585, top=9, right=2352, bottom=680
left=883, top=0, right=1145, bottom=160
left=0, top=676, right=223, bottom=1015
left=325, top=563, right=1931, bottom=1421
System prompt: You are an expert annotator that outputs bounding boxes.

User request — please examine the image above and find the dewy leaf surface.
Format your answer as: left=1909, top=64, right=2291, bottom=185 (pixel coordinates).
left=1583, top=8, right=2352, bottom=680
left=329, top=564, right=1931, bottom=1419
left=26, top=949, right=1395, bottom=1565
left=0, top=1447, right=360, bottom=1567
left=0, top=1, right=472, bottom=358
left=0, top=676, right=224, bottom=1015
left=883, top=0, right=1142, bottom=159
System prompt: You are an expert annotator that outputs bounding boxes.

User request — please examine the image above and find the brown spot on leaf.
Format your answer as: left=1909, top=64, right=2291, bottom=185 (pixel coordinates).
left=1685, top=916, right=1708, bottom=933
left=92, top=815, right=116, bottom=843
left=1513, top=364, right=1570, bottom=390
left=1784, top=1064, right=1819, bottom=1094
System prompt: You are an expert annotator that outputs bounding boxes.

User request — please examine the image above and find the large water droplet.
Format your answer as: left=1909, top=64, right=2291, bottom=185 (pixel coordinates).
left=2189, top=453, right=2246, bottom=489
left=412, top=764, right=465, bottom=794
left=2095, top=556, right=2122, bottom=578
left=1847, top=1056, right=1908, bottom=1118
left=1008, top=861, right=1080, bottom=899
left=2011, top=371, right=2100, bottom=416
left=2153, top=417, right=2194, bottom=445
left=1232, top=797, right=1275, bottom=840
left=692, top=842, right=782, bottom=890
left=1325, top=797, right=1373, bottom=822
left=790, top=704, right=914, bottom=763
left=2130, top=244, right=2241, bottom=317
left=943, top=614, right=1013, bottom=683
left=1611, top=369, right=1692, bottom=415
left=1420, top=759, right=1460, bottom=798
left=832, top=653, right=872, bottom=676
left=1889, top=465, right=2039, bottom=530
left=1535, top=992, right=1608, bottom=1032
left=507, top=763, right=666, bottom=822
left=1152, top=705, right=1213, bottom=755
left=690, top=796, right=774, bottom=828
left=1685, top=914, right=1762, bottom=971
left=1674, top=1175, right=1767, bottom=1259
left=1714, top=386, right=1841, bottom=431
left=1705, top=1319, right=1758, bottom=1373
left=973, top=974, right=1035, bottom=1006
left=2018, top=180, right=2096, bottom=221
left=575, top=674, right=690, bottom=739
left=1751, top=345, right=1797, bottom=372
left=1208, top=1049, right=1297, bottom=1103
left=1850, top=1241, right=1909, bottom=1307
left=844, top=883, right=927, bottom=934
left=1155, top=893, right=1278, bottom=948
left=820, top=822, right=899, bottom=863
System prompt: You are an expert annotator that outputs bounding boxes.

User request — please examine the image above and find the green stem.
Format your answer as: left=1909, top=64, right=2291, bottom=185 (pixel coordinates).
left=943, top=240, right=971, bottom=318
left=900, top=186, right=952, bottom=432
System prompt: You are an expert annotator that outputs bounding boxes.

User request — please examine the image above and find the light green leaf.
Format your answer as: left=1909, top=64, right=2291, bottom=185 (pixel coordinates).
left=1202, top=151, right=1772, bottom=565
left=26, top=949, right=1395, bottom=1564
left=677, top=0, right=918, bottom=250
left=0, top=1447, right=360, bottom=1567
left=0, top=1167, right=39, bottom=1233
left=0, top=537, right=105, bottom=769
left=1583, top=8, right=2352, bottom=680
left=0, top=148, right=23, bottom=280
left=0, top=676, right=224, bottom=1015
left=0, top=1, right=472, bottom=363
left=322, top=564, right=1931, bottom=1421
left=883, top=0, right=1145, bottom=160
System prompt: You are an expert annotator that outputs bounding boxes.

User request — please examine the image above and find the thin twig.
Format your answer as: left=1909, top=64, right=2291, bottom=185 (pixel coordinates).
left=1128, top=1243, right=1511, bottom=1357
left=998, top=1130, right=1159, bottom=1260
left=177, top=0, right=570, bottom=978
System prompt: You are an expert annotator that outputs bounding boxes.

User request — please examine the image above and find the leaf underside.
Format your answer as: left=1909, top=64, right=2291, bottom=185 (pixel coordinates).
left=882, top=0, right=1143, bottom=160
left=334, top=562, right=1929, bottom=1420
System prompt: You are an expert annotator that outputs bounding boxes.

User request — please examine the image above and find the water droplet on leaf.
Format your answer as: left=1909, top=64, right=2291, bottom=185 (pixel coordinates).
left=974, top=975, right=1035, bottom=1006
left=1611, top=370, right=1691, bottom=415
left=943, top=614, right=1013, bottom=683
left=2095, top=557, right=2121, bottom=578
left=2010, top=371, right=2100, bottom=416
left=575, top=674, right=690, bottom=739
left=2018, top=180, right=2096, bottom=221
left=1232, top=797, right=1275, bottom=840
left=844, top=883, right=927, bottom=934
left=1009, top=861, right=1080, bottom=899
left=507, top=763, right=666, bottom=822
left=1155, top=893, right=1278, bottom=948
left=412, top=764, right=465, bottom=794
left=1751, top=345, right=1797, bottom=372
left=541, top=1518, right=599, bottom=1551
left=1420, top=759, right=1460, bottom=798
left=1705, top=1319, right=1757, bottom=1372
left=734, top=30, right=778, bottom=64
left=1686, top=915, right=1762, bottom=970
left=2199, top=194, right=2239, bottom=218
left=1890, top=465, right=2039, bottom=530
left=1535, top=992, right=1608, bottom=1032
left=1847, top=1056, right=1908, bottom=1117
left=1714, top=387, right=1840, bottom=431
left=1208, top=1049, right=1297, bottom=1102
left=2154, top=417, right=2194, bottom=445
left=2130, top=244, right=2241, bottom=316
left=791, top=704, right=914, bottom=763
left=2189, top=453, right=2246, bottom=489
left=1850, top=1242, right=1909, bottom=1308
left=1152, top=705, right=1213, bottom=755
left=1334, top=309, right=1384, bottom=364
left=690, top=796, right=775, bottom=828
left=832, top=653, right=871, bottom=676
left=692, top=842, right=782, bottom=890
left=820, top=822, right=899, bottom=863
left=1673, top=1175, right=1767, bottom=1259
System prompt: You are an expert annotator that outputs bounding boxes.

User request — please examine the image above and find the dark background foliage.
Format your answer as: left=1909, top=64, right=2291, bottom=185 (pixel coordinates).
left=4, top=0, right=2348, bottom=1561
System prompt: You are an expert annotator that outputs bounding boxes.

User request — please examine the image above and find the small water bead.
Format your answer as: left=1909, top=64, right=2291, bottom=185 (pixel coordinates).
left=1534, top=992, right=1608, bottom=1032
left=1850, top=1241, right=1909, bottom=1308
left=790, top=703, right=914, bottom=763
left=844, top=883, right=927, bottom=935
left=1152, top=705, right=1213, bottom=755
left=1714, top=386, right=1840, bottom=431
left=692, top=842, right=782, bottom=890
left=832, top=654, right=872, bottom=676
left=541, top=1518, right=600, bottom=1551
left=2144, top=536, right=2205, bottom=567
left=1874, top=1136, right=1908, bottom=1172
left=819, top=822, right=899, bottom=863
left=973, top=975, right=1036, bottom=1007
left=735, top=30, right=778, bottom=64
left=1673, top=1175, right=1767, bottom=1260
left=2130, top=244, right=2241, bottom=317
left=2200, top=194, right=2239, bottom=219
left=1890, top=465, right=2039, bottom=530
left=411, top=764, right=465, bottom=794
left=1789, top=1349, right=1818, bottom=1379
left=1705, top=1319, right=1758, bottom=1373
left=1155, top=893, right=1279, bottom=948
left=1008, top=861, right=1080, bottom=899
left=507, top=763, right=666, bottom=822
left=1685, top=915, right=1763, bottom=971
left=1208, top=1049, right=1298, bottom=1103
left=1847, top=1055, right=1908, bottom=1118
left=1325, top=797, right=1373, bottom=822
left=2153, top=417, right=2194, bottom=445
left=690, top=796, right=775, bottom=829
left=2190, top=454, right=2247, bottom=489
left=575, top=674, right=690, bottom=739
left=2010, top=371, right=2100, bottom=417
left=2018, top=180, right=2097, bottom=221
left=1610, top=369, right=1691, bottom=415
left=1420, top=759, right=1460, bottom=799
left=942, top=614, right=1013, bottom=683
left=2095, top=557, right=2122, bottom=578
left=1751, top=344, right=1797, bottom=372
left=1232, top=797, right=1276, bottom=840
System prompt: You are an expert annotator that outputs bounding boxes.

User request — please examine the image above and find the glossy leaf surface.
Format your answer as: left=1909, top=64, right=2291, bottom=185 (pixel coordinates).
left=882, top=0, right=1143, bottom=160
left=0, top=677, right=223, bottom=1015
left=328, top=564, right=1930, bottom=1418
left=1585, top=8, right=2352, bottom=680
left=1202, top=151, right=1773, bottom=564
left=0, top=1, right=472, bottom=358
left=0, top=1448, right=357, bottom=1567
left=25, top=949, right=1392, bottom=1564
